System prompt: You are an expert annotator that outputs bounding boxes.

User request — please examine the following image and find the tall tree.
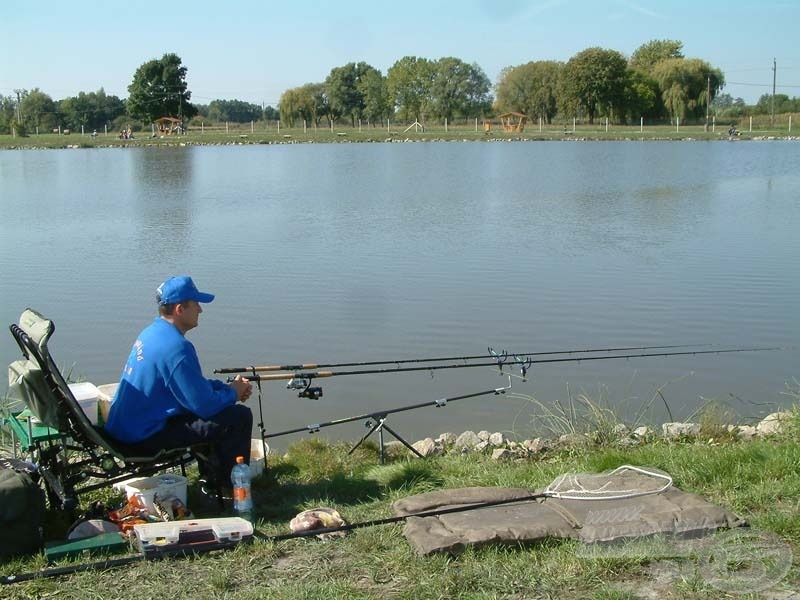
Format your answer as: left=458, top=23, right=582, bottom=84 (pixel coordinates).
left=326, top=63, right=358, bottom=126
left=387, top=56, right=434, bottom=122
left=19, top=89, right=58, bottom=132
left=303, top=83, right=330, bottom=125
left=652, top=58, right=724, bottom=121
left=630, top=40, right=684, bottom=73
left=127, top=53, right=197, bottom=123
left=92, top=88, right=126, bottom=127
left=559, top=47, right=629, bottom=123
left=58, top=94, right=92, bottom=130
left=58, top=89, right=124, bottom=131
left=263, top=105, right=280, bottom=121
left=495, top=61, right=562, bottom=123
left=430, top=58, right=491, bottom=121
left=325, top=62, right=383, bottom=126
left=0, top=94, right=16, bottom=134
left=358, top=68, right=390, bottom=125
left=620, top=69, right=659, bottom=122
left=754, top=93, right=798, bottom=114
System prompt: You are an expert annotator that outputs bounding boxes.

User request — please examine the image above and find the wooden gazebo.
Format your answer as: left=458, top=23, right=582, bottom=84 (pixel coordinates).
left=154, top=117, right=183, bottom=135
left=498, top=112, right=528, bottom=133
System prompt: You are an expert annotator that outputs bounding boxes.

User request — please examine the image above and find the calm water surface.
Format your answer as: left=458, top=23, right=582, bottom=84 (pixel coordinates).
left=1, top=141, right=798, bottom=447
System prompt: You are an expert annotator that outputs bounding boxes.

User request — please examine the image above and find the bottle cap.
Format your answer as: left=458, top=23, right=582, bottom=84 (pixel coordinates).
left=236, top=456, right=245, bottom=463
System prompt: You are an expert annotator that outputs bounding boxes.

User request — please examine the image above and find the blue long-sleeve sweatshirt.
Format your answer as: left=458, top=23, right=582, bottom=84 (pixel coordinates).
left=104, top=317, right=236, bottom=444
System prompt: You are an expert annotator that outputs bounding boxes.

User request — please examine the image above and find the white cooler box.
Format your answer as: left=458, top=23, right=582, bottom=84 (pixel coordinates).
left=125, top=473, right=188, bottom=513
left=68, top=382, right=100, bottom=425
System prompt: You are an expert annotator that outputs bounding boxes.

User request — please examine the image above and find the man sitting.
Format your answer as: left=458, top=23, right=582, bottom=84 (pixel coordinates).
left=104, top=276, right=253, bottom=497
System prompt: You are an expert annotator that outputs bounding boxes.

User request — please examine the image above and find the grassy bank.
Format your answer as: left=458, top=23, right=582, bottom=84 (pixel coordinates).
left=1, top=121, right=798, bottom=150
left=2, top=407, right=798, bottom=599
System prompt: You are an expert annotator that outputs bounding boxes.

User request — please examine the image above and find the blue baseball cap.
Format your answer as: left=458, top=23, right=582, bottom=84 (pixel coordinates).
left=156, top=276, right=215, bottom=305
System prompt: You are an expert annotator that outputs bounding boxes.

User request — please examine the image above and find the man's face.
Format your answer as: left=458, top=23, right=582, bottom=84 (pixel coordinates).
left=177, top=300, right=202, bottom=333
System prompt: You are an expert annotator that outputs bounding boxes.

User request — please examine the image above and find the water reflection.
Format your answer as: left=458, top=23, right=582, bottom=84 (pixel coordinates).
left=131, top=148, right=194, bottom=262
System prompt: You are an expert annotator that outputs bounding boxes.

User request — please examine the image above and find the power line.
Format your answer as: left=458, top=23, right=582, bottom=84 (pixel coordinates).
left=726, top=81, right=800, bottom=89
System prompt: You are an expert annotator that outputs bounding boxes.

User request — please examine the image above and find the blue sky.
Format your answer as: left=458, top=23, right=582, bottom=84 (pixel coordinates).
left=2, top=0, right=797, bottom=106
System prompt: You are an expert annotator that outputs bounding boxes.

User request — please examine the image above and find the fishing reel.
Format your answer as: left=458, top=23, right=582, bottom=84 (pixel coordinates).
left=514, top=355, right=533, bottom=380
left=287, top=377, right=323, bottom=400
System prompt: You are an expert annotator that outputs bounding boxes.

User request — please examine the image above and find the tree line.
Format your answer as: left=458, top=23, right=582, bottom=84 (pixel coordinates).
left=2, top=41, right=798, bottom=135
left=278, top=57, right=491, bottom=127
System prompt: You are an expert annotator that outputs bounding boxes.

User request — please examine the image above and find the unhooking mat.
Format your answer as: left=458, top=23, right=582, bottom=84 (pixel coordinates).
left=391, top=467, right=746, bottom=556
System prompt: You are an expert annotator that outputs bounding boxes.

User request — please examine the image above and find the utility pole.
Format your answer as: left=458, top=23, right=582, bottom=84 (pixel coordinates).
left=13, top=89, right=22, bottom=124
left=705, top=75, right=710, bottom=132
left=771, top=58, right=776, bottom=127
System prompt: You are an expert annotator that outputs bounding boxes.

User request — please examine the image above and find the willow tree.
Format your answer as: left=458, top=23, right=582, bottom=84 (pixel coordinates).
left=652, top=58, right=724, bottom=121
left=495, top=61, right=562, bottom=123
left=279, top=83, right=328, bottom=127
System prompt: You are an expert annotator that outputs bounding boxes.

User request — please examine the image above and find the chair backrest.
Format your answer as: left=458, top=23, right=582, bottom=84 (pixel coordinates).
left=8, top=308, right=114, bottom=453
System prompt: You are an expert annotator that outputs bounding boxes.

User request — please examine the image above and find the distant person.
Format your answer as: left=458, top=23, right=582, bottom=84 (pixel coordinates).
left=104, top=276, right=253, bottom=496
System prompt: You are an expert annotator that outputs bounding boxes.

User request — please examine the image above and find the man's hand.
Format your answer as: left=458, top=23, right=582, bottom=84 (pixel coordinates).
left=230, top=375, right=253, bottom=403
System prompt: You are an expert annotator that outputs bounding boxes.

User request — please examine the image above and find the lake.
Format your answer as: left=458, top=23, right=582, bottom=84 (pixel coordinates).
left=1, top=140, right=798, bottom=448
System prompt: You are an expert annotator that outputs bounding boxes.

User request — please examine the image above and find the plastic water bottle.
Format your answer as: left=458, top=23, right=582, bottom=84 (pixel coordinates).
left=231, top=456, right=253, bottom=520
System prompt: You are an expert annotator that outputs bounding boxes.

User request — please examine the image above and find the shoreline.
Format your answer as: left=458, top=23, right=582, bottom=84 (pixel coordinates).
left=2, top=131, right=798, bottom=151
left=376, top=409, right=797, bottom=461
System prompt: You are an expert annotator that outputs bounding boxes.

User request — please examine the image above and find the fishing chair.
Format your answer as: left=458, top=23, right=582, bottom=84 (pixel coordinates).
left=5, top=308, right=198, bottom=511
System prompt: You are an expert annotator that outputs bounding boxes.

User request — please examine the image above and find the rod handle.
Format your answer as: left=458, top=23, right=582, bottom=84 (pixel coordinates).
left=236, top=370, right=335, bottom=382
left=215, top=363, right=322, bottom=374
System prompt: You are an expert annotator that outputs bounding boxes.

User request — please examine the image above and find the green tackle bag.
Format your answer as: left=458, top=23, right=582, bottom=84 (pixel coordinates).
left=0, top=460, right=45, bottom=558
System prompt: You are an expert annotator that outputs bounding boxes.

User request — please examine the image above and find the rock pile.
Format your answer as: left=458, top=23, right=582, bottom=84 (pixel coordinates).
left=402, top=411, right=794, bottom=461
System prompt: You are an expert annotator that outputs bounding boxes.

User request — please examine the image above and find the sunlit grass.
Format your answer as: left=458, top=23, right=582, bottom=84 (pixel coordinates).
left=1, top=399, right=798, bottom=599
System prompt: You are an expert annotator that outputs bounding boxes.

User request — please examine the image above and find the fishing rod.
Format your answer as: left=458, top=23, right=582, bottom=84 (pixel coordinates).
left=214, top=343, right=712, bottom=374
left=226, top=347, right=779, bottom=399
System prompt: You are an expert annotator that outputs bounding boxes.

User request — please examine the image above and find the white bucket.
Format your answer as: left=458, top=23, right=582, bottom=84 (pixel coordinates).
left=250, top=438, right=268, bottom=478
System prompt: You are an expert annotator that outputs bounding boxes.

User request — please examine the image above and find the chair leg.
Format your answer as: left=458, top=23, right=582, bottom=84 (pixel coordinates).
left=213, top=482, right=225, bottom=512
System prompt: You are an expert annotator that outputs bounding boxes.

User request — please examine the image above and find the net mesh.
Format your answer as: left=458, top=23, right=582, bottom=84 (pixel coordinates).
left=543, top=465, right=673, bottom=500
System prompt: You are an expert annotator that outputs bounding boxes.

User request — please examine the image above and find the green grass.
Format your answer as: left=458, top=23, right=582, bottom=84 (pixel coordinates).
left=2, top=412, right=799, bottom=599
left=1, top=119, right=797, bottom=150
